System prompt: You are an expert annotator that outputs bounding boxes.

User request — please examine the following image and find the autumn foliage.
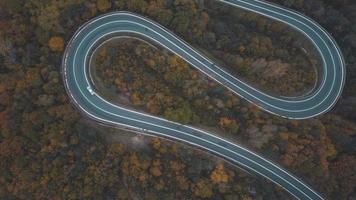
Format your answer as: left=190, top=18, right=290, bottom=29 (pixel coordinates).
left=48, top=36, right=64, bottom=52
left=0, top=0, right=356, bottom=199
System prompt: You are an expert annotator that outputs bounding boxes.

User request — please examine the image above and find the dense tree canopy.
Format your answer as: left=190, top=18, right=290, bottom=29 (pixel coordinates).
left=0, top=0, right=355, bottom=199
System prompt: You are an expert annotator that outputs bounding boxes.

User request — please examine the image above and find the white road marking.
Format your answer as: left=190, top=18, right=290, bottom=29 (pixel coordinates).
left=61, top=1, right=346, bottom=199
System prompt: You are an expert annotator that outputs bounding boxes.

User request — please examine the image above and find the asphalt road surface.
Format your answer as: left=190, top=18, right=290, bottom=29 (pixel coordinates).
left=62, top=1, right=345, bottom=199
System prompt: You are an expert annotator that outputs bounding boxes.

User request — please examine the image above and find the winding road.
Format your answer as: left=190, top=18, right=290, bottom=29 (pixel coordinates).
left=61, top=1, right=345, bottom=199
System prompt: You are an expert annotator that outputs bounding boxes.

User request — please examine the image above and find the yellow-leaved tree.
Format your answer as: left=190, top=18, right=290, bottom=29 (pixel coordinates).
left=48, top=36, right=64, bottom=52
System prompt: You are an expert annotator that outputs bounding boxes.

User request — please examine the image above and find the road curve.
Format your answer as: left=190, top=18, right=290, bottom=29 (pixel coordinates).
left=62, top=1, right=345, bottom=200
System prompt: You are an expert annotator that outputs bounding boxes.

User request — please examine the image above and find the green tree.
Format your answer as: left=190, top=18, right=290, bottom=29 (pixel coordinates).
left=164, top=102, right=197, bottom=124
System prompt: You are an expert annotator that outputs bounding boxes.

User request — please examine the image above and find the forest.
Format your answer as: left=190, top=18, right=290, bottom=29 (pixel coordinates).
left=0, top=0, right=355, bottom=199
